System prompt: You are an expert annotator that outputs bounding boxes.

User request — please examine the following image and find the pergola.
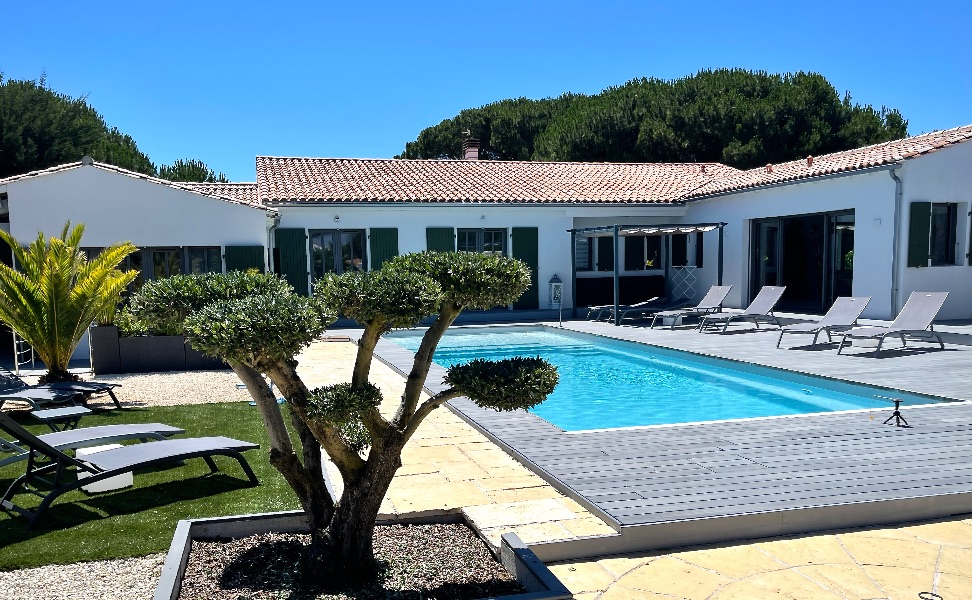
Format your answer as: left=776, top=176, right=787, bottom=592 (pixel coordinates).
left=568, top=222, right=728, bottom=325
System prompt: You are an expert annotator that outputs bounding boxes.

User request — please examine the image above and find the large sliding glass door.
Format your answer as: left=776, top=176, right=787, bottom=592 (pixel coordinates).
left=751, top=211, right=854, bottom=313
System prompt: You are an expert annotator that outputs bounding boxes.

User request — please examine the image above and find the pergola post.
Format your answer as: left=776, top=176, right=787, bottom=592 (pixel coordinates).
left=718, top=225, right=724, bottom=286
left=570, top=230, right=578, bottom=318
left=613, top=225, right=620, bottom=325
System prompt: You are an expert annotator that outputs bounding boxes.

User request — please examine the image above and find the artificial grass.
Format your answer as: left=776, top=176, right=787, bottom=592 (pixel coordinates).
left=0, top=402, right=300, bottom=570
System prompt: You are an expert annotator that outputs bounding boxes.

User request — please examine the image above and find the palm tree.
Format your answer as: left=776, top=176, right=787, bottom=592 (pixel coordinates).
left=0, top=223, right=138, bottom=382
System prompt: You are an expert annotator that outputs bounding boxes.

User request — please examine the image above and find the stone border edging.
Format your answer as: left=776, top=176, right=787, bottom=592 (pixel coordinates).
left=154, top=510, right=572, bottom=600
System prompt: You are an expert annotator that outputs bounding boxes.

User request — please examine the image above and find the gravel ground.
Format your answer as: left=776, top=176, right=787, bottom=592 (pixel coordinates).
left=179, top=524, right=522, bottom=600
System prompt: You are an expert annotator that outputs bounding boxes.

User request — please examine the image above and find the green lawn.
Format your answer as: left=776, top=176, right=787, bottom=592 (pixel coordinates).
left=0, top=402, right=299, bottom=570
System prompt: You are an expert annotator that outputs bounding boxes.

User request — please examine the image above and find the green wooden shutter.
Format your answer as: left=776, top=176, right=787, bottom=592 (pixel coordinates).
left=671, top=234, right=688, bottom=267
left=597, top=236, right=615, bottom=271
left=369, top=228, right=398, bottom=270
left=695, top=232, right=704, bottom=268
left=511, top=227, right=539, bottom=309
left=908, top=202, right=931, bottom=268
left=623, top=236, right=643, bottom=271
left=275, top=228, right=309, bottom=295
left=426, top=227, right=455, bottom=252
left=224, top=245, right=265, bottom=273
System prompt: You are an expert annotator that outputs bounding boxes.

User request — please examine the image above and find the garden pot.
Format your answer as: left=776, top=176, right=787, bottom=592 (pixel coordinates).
left=89, top=325, right=121, bottom=374
left=155, top=509, right=573, bottom=600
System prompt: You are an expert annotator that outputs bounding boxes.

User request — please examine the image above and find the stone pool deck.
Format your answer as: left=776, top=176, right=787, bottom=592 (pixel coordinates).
left=308, top=329, right=972, bottom=599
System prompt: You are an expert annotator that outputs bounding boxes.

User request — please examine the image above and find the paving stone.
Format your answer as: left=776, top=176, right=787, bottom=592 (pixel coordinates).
left=757, top=535, right=858, bottom=567
left=899, top=519, right=972, bottom=547
left=937, top=546, right=972, bottom=576
left=546, top=562, right=616, bottom=594
left=860, top=565, right=937, bottom=600
left=676, top=545, right=786, bottom=579
left=793, top=564, right=886, bottom=599
left=708, top=570, right=842, bottom=599
left=936, top=572, right=972, bottom=600
left=462, top=498, right=578, bottom=528
left=558, top=516, right=617, bottom=537
left=614, top=556, right=735, bottom=599
left=838, top=535, right=939, bottom=569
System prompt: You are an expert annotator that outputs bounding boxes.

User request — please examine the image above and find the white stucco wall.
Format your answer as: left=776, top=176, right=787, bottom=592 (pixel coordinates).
left=4, top=166, right=267, bottom=248
left=274, top=203, right=684, bottom=309
left=684, top=169, right=898, bottom=318
left=894, top=141, right=972, bottom=320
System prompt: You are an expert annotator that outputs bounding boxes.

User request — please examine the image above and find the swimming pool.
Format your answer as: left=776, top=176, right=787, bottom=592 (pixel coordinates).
left=386, top=326, right=949, bottom=431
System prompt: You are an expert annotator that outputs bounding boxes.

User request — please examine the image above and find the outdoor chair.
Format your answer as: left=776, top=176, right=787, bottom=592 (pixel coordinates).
left=649, top=285, right=732, bottom=329
left=0, top=375, right=80, bottom=412
left=698, top=286, right=786, bottom=333
left=615, top=297, right=691, bottom=323
left=0, top=411, right=259, bottom=528
left=836, top=292, right=948, bottom=355
left=586, top=296, right=659, bottom=321
left=776, top=296, right=871, bottom=348
left=0, top=420, right=185, bottom=468
left=0, top=367, right=122, bottom=409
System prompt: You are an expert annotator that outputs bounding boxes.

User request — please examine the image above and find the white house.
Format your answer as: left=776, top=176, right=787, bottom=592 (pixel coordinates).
left=2, top=125, right=971, bottom=334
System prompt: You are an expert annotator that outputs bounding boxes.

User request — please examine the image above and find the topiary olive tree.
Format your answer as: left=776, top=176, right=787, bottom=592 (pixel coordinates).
left=127, top=252, right=558, bottom=584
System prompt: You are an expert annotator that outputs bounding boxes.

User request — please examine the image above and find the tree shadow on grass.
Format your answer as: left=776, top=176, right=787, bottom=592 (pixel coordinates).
left=0, top=472, right=253, bottom=543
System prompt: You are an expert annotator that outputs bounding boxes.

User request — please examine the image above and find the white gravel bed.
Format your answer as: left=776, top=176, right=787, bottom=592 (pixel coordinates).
left=2, top=369, right=252, bottom=599
left=0, top=553, right=166, bottom=600
left=19, top=369, right=251, bottom=409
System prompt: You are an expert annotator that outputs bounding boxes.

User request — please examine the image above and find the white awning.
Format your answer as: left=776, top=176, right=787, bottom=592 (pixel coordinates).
left=572, top=223, right=725, bottom=238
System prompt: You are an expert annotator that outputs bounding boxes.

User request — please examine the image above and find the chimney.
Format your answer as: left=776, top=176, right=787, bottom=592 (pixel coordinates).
left=806, top=155, right=814, bottom=167
left=765, top=163, right=773, bottom=174
left=462, top=138, right=481, bottom=160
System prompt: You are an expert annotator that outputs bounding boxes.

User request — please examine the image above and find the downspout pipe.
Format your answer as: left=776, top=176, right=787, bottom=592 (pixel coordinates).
left=266, top=212, right=281, bottom=273
left=888, top=168, right=903, bottom=316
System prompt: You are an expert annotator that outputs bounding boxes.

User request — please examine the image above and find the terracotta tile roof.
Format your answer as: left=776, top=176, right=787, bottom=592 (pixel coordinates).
left=256, top=156, right=740, bottom=204
left=182, top=182, right=260, bottom=206
left=685, top=124, right=972, bottom=199
left=0, top=160, right=268, bottom=211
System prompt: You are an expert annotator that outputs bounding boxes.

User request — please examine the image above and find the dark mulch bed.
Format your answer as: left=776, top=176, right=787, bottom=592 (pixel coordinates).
left=178, top=523, right=525, bottom=599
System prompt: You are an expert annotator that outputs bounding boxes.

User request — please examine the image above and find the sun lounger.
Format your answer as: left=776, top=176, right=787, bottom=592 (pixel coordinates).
left=616, top=297, right=691, bottom=323
left=776, top=296, right=871, bottom=348
left=0, top=411, right=258, bottom=528
left=0, top=420, right=185, bottom=468
left=0, top=367, right=122, bottom=409
left=0, top=381, right=80, bottom=411
left=649, top=285, right=732, bottom=329
left=837, top=292, right=948, bottom=355
left=586, top=297, right=660, bottom=321
left=698, top=286, right=786, bottom=333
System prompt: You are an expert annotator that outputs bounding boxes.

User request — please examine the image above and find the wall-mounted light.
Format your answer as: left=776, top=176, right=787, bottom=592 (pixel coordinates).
left=334, top=215, right=340, bottom=223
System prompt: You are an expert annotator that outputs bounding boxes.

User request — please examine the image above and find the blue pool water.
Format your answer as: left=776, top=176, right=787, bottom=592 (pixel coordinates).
left=386, top=327, right=948, bottom=431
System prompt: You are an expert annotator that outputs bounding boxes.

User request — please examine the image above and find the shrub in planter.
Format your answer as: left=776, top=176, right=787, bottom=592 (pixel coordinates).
left=127, top=254, right=558, bottom=586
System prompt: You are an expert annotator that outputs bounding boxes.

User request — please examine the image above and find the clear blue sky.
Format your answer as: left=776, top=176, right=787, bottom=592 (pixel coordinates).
left=3, top=1, right=970, bottom=182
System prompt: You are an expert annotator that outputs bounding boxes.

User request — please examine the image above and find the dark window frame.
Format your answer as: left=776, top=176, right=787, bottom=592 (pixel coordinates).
left=623, top=235, right=662, bottom=272
left=456, top=228, right=507, bottom=255
left=930, top=202, right=958, bottom=266
left=309, top=229, right=367, bottom=279
left=187, top=246, right=223, bottom=275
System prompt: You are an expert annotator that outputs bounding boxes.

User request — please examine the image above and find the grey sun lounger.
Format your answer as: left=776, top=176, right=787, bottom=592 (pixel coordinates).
left=0, top=367, right=122, bottom=409
left=776, top=296, right=871, bottom=348
left=649, top=285, right=732, bottom=329
left=837, top=292, right=948, bottom=355
left=0, top=412, right=258, bottom=528
left=699, top=286, right=786, bottom=333
left=616, top=297, right=691, bottom=323
left=0, top=383, right=80, bottom=412
left=0, top=421, right=185, bottom=468
left=586, top=296, right=660, bottom=321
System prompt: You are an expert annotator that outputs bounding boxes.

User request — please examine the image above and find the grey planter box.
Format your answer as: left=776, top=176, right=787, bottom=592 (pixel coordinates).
left=155, top=510, right=572, bottom=600
left=89, top=326, right=227, bottom=375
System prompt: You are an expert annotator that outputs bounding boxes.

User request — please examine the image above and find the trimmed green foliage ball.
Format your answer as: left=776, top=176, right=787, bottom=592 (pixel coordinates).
left=445, top=356, right=559, bottom=411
